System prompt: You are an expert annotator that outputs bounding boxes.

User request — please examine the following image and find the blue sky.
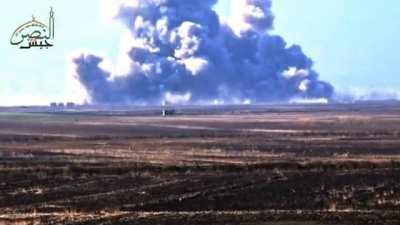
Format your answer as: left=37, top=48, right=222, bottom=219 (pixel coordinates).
left=1, top=0, right=399, bottom=105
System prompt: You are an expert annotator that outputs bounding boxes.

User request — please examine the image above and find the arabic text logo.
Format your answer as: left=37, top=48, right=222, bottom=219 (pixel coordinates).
left=10, top=8, right=55, bottom=49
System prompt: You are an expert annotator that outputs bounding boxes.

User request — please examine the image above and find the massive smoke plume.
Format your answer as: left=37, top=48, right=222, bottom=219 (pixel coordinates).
left=73, top=0, right=334, bottom=105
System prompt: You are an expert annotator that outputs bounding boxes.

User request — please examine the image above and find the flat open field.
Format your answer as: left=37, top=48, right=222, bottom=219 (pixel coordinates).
left=1, top=103, right=400, bottom=225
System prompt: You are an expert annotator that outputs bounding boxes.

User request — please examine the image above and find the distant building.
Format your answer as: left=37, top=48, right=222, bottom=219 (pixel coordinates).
left=50, top=102, right=72, bottom=112
left=66, top=102, right=76, bottom=108
left=161, top=100, right=176, bottom=116
left=162, top=109, right=176, bottom=117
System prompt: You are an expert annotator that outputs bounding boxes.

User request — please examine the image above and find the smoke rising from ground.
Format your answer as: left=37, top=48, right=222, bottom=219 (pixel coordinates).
left=73, top=0, right=334, bottom=105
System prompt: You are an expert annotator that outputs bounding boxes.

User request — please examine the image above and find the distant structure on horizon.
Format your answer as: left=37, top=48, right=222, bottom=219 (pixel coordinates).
left=161, top=101, right=176, bottom=117
left=162, top=109, right=176, bottom=117
left=49, top=102, right=77, bottom=112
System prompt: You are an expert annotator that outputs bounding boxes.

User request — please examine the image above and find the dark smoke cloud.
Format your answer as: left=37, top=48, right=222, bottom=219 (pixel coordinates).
left=73, top=0, right=334, bottom=105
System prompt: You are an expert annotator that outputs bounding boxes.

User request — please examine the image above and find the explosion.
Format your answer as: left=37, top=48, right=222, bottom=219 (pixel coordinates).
left=73, top=0, right=333, bottom=105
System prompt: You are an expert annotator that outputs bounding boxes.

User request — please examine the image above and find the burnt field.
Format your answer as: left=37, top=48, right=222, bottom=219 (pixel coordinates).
left=0, top=103, right=400, bottom=225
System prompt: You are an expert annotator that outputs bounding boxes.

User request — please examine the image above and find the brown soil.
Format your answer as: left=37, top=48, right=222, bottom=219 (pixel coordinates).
left=0, top=103, right=400, bottom=224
